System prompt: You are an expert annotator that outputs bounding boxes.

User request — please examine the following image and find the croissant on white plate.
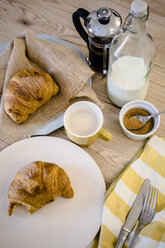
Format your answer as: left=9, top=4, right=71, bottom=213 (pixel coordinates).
left=8, top=161, right=74, bottom=215
left=4, top=69, right=59, bottom=123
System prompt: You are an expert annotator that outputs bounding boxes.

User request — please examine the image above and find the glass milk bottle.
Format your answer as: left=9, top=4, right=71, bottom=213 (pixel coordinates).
left=107, top=0, right=155, bottom=107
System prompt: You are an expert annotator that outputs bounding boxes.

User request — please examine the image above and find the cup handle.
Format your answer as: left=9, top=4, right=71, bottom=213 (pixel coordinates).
left=98, top=128, right=112, bottom=141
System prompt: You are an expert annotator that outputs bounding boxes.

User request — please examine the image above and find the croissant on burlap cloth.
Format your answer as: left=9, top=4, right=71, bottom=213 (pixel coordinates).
left=0, top=31, right=101, bottom=150
left=4, top=69, right=60, bottom=124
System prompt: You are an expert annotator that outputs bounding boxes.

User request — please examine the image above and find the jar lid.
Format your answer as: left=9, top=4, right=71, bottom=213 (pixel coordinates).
left=85, top=7, right=122, bottom=38
left=131, top=0, right=148, bottom=16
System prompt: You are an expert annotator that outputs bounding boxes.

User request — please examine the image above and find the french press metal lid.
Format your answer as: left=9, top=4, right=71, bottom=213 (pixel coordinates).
left=86, top=7, right=122, bottom=38
left=72, top=7, right=122, bottom=75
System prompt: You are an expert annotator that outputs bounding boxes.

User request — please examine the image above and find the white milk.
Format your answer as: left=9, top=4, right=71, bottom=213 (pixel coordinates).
left=67, top=108, right=100, bottom=136
left=107, top=56, right=148, bottom=107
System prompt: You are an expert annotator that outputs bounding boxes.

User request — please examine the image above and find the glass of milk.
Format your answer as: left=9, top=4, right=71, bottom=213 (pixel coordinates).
left=107, top=0, right=155, bottom=107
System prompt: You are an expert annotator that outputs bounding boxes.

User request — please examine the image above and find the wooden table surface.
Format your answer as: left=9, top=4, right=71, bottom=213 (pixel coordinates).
left=0, top=0, right=165, bottom=187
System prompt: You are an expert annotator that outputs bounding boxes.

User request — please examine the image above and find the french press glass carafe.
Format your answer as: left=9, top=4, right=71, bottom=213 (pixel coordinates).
left=72, top=7, right=122, bottom=75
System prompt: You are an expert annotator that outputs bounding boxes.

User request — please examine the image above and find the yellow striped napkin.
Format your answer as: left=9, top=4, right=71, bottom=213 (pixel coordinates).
left=90, top=135, right=165, bottom=248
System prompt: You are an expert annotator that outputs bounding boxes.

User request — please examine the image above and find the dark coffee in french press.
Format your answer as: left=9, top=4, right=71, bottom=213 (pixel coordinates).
left=72, top=7, right=122, bottom=75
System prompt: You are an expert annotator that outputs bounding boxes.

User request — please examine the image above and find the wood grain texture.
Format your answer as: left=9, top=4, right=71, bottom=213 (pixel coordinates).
left=0, top=0, right=165, bottom=187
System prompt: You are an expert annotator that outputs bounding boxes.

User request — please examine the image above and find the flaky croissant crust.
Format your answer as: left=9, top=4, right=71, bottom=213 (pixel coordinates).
left=4, top=69, right=59, bottom=123
left=8, top=161, right=74, bottom=215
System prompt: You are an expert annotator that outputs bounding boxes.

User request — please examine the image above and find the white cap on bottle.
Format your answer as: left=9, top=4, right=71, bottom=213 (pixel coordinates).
left=131, top=0, right=148, bottom=15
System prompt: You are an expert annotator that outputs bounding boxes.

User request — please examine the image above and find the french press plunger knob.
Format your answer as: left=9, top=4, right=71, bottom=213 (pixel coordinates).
left=97, top=7, right=112, bottom=23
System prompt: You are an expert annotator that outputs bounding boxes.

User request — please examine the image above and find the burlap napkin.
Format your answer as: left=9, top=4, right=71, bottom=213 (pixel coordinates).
left=0, top=31, right=101, bottom=150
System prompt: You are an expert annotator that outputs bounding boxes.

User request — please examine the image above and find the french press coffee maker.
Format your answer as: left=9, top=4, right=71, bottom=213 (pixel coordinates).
left=72, top=7, right=122, bottom=75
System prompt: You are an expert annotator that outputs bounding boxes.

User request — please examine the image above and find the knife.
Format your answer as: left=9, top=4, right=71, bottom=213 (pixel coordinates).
left=115, top=178, right=150, bottom=248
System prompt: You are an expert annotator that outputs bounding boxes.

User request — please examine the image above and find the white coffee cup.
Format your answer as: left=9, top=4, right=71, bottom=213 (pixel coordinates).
left=63, top=101, right=112, bottom=146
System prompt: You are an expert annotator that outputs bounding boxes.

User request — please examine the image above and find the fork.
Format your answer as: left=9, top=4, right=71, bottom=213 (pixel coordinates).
left=129, top=185, right=158, bottom=248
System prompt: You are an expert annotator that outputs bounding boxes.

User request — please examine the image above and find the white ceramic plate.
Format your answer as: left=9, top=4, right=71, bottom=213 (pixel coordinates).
left=0, top=34, right=92, bottom=136
left=0, top=136, right=105, bottom=248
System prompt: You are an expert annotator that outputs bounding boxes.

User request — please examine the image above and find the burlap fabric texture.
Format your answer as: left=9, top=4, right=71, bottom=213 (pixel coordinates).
left=0, top=31, right=101, bottom=150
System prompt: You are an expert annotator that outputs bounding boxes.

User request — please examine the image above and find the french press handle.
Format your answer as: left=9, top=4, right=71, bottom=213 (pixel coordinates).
left=72, top=8, right=89, bottom=45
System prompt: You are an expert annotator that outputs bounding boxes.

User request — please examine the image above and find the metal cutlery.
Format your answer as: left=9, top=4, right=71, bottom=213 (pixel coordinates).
left=115, top=179, right=150, bottom=248
left=129, top=185, right=158, bottom=248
